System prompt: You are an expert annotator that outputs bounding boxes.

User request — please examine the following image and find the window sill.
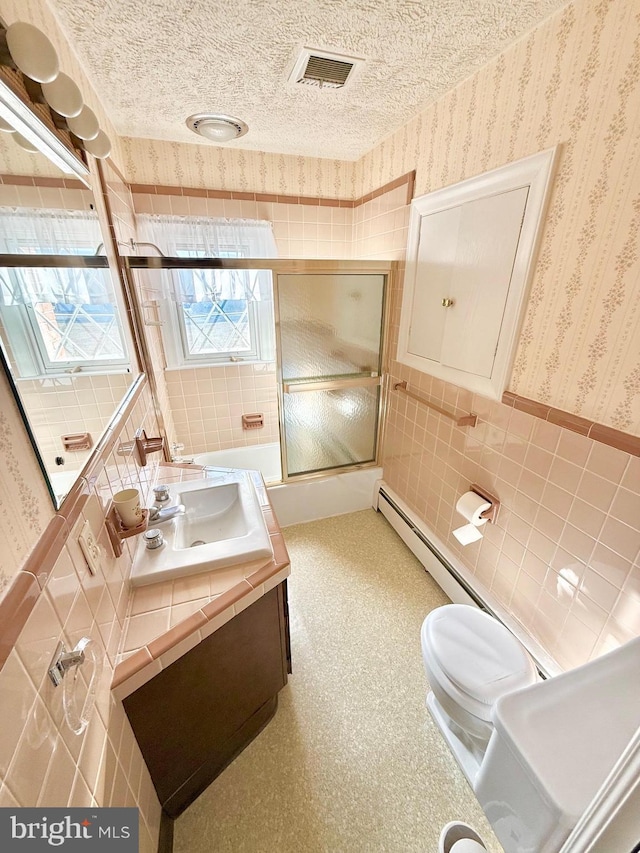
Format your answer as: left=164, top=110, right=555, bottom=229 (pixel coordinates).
left=164, top=360, right=275, bottom=372
left=15, top=367, right=133, bottom=381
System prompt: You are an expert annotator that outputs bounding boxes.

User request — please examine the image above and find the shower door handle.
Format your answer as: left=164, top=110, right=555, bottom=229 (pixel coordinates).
left=283, top=375, right=380, bottom=393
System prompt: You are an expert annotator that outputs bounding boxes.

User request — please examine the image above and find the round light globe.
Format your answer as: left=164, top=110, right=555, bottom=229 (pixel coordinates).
left=67, top=105, right=100, bottom=141
left=186, top=114, right=248, bottom=143
left=41, top=73, right=84, bottom=118
left=83, top=130, right=111, bottom=159
left=13, top=132, right=38, bottom=153
left=6, top=22, right=59, bottom=83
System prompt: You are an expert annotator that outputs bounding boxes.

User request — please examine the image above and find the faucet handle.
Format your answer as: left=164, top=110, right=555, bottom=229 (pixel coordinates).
left=144, top=528, right=164, bottom=550
left=133, top=428, right=164, bottom=466
left=153, top=484, right=170, bottom=503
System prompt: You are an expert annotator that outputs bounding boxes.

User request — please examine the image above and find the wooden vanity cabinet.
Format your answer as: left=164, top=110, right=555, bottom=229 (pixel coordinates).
left=123, top=580, right=291, bottom=818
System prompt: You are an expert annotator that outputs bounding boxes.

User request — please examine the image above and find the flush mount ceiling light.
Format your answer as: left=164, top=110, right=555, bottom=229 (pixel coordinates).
left=186, top=113, right=248, bottom=143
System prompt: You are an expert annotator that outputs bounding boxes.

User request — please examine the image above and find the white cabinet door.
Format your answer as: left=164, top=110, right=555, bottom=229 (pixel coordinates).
left=439, top=186, right=529, bottom=378
left=407, top=203, right=462, bottom=362
left=398, top=147, right=557, bottom=400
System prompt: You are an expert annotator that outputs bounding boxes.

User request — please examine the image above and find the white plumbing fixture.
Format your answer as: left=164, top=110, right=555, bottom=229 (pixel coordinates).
left=439, top=821, right=487, bottom=852
left=130, top=471, right=272, bottom=586
left=475, top=636, right=640, bottom=853
left=421, top=604, right=538, bottom=786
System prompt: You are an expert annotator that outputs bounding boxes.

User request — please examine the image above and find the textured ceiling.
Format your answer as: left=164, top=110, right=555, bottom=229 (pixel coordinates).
left=47, top=0, right=569, bottom=161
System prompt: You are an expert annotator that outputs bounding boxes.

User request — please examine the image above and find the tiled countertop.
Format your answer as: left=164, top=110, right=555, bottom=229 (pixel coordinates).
left=111, top=465, right=290, bottom=700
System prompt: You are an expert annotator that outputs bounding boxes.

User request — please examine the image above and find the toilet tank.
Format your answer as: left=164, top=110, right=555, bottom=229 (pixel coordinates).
left=475, top=637, right=640, bottom=853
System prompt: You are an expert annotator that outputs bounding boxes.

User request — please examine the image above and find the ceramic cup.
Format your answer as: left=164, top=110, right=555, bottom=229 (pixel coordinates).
left=113, top=488, right=143, bottom=529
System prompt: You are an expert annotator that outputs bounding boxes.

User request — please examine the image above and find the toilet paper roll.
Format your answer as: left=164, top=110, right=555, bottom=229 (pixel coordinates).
left=455, top=491, right=491, bottom=527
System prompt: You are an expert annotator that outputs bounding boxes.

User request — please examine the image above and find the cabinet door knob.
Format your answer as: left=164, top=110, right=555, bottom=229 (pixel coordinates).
left=441, top=297, right=455, bottom=308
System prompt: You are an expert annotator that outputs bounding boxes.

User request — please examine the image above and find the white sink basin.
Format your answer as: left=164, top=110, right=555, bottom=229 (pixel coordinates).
left=130, top=472, right=273, bottom=587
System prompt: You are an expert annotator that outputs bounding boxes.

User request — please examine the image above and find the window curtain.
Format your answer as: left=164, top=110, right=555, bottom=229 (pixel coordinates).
left=136, top=214, right=277, bottom=302
left=0, top=207, right=109, bottom=305
left=0, top=207, right=102, bottom=255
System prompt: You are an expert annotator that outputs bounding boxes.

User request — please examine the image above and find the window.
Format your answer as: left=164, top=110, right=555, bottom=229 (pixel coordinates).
left=0, top=208, right=131, bottom=377
left=137, top=216, right=277, bottom=367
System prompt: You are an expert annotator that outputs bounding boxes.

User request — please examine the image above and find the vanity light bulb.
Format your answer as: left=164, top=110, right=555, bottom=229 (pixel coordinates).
left=12, top=131, right=38, bottom=153
left=5, top=22, right=60, bottom=83
left=66, top=105, right=100, bottom=141
left=83, top=129, right=111, bottom=159
left=41, top=72, right=84, bottom=118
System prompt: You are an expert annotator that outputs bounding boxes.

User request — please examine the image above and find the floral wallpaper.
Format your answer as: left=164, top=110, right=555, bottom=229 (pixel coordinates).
left=355, top=0, right=640, bottom=434
left=121, top=137, right=357, bottom=199
left=0, top=370, right=53, bottom=588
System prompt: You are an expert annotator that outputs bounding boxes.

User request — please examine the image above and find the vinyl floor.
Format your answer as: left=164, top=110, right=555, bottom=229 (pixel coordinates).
left=174, top=509, right=502, bottom=853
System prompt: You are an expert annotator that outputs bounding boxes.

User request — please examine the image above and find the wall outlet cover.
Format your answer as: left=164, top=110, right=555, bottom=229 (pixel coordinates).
left=78, top=519, right=101, bottom=575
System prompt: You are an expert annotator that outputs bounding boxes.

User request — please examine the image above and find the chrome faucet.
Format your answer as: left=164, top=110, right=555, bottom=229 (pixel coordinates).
left=148, top=503, right=185, bottom=524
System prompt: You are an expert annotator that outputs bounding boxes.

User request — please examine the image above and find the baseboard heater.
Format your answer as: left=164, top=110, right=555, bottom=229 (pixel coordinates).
left=373, top=481, right=555, bottom=677
left=375, top=484, right=486, bottom=611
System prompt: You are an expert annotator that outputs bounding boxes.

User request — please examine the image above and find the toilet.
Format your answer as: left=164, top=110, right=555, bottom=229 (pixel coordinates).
left=420, top=604, right=538, bottom=785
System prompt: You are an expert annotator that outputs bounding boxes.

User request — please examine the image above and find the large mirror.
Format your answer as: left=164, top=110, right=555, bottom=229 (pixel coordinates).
left=0, top=75, right=140, bottom=508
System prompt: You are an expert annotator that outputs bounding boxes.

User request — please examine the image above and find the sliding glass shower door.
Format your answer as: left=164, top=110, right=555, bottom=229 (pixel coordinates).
left=276, top=272, right=386, bottom=478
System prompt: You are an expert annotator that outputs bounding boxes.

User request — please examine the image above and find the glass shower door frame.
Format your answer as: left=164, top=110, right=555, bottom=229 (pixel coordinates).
left=273, top=261, right=393, bottom=483
left=124, top=256, right=395, bottom=484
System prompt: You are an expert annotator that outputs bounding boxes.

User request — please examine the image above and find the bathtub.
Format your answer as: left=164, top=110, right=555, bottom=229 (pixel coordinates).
left=191, top=442, right=382, bottom=527
left=49, top=468, right=81, bottom=503
left=193, top=442, right=282, bottom=484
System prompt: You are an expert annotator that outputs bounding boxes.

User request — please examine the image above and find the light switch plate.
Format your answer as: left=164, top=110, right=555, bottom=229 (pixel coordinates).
left=78, top=519, right=100, bottom=575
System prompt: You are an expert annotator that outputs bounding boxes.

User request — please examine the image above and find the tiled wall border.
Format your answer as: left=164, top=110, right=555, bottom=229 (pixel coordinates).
left=0, top=174, right=87, bottom=190
left=128, top=170, right=416, bottom=209
left=502, top=392, right=640, bottom=456
left=0, top=376, right=148, bottom=673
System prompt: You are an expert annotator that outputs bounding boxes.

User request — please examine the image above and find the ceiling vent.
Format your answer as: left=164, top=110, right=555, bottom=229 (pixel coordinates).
left=288, top=48, right=363, bottom=90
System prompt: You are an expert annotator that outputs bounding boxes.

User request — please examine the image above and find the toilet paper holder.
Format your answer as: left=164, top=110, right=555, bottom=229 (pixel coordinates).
left=469, top=483, right=500, bottom=524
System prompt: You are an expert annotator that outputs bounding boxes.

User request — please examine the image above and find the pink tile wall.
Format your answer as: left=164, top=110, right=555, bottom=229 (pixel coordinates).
left=132, top=193, right=352, bottom=259
left=132, top=182, right=410, bottom=261
left=165, top=363, right=279, bottom=455
left=351, top=174, right=639, bottom=671
left=16, top=374, right=132, bottom=473
left=0, top=184, right=95, bottom=211
left=383, top=273, right=640, bottom=671
left=0, top=383, right=163, bottom=851
left=352, top=184, right=411, bottom=260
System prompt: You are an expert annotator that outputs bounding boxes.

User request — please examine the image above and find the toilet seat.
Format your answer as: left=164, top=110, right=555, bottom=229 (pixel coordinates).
left=421, top=605, right=538, bottom=728
left=423, top=605, right=538, bottom=711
